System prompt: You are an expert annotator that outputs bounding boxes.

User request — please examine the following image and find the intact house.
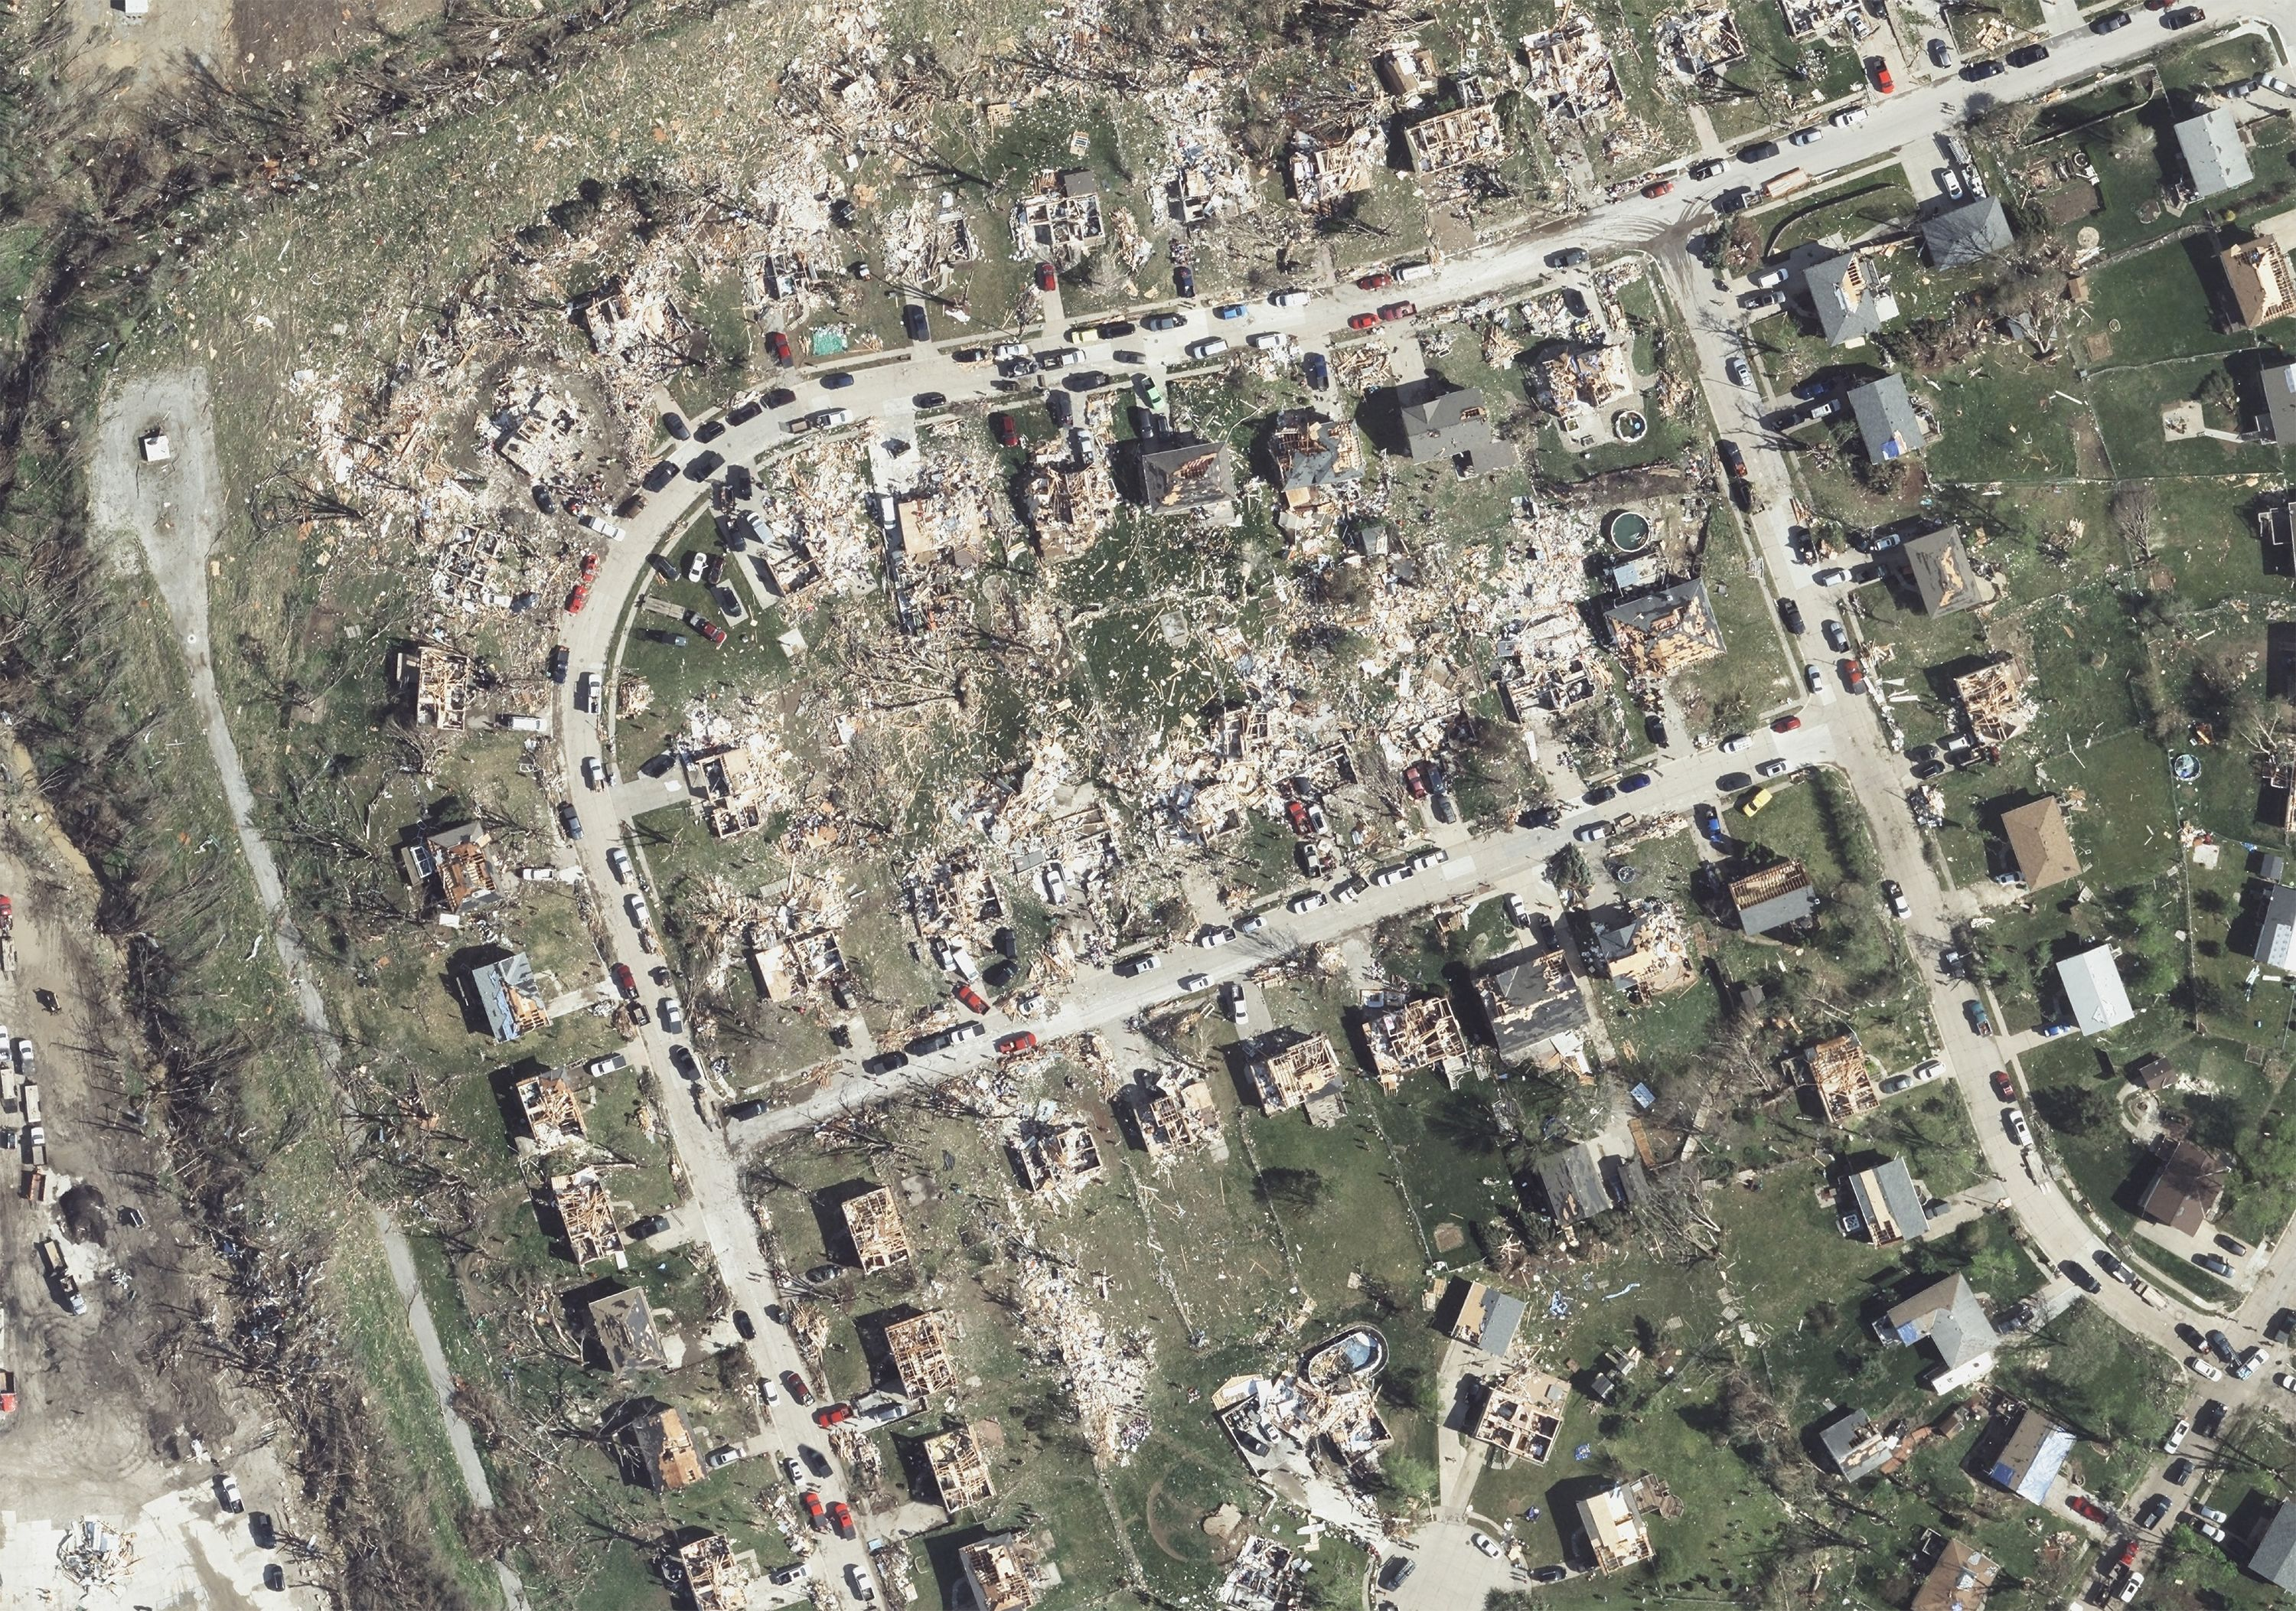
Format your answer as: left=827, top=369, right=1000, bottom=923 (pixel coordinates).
left=1873, top=1272, right=1996, bottom=1394
left=2262, top=361, right=2296, bottom=445
left=1999, top=797, right=2081, bottom=892
left=1914, top=1539, right=2001, bottom=1611
left=2056, top=944, right=2135, bottom=1036
left=584, top=1287, right=670, bottom=1375
left=1919, top=196, right=2014, bottom=271
left=2173, top=107, right=2253, bottom=201
left=2136, top=1137, right=2223, bottom=1235
left=465, top=951, right=549, bottom=1043
left=1848, top=373, right=1930, bottom=464
left=2252, top=880, right=2296, bottom=969
left=1887, top=527, right=1982, bottom=616
left=1807, top=249, right=1897, bottom=347
left=1393, top=377, right=1518, bottom=475
left=1531, top=1140, right=1648, bottom=1225
left=1813, top=1404, right=1899, bottom=1481
left=1981, top=1404, right=2075, bottom=1506
left=1603, top=580, right=1726, bottom=680
left=1471, top=1362, right=1570, bottom=1464
left=1840, top=1155, right=1930, bottom=1246
left=1727, top=859, right=1819, bottom=937
left=1476, top=943, right=1593, bottom=1073
left=1438, top=1277, right=1528, bottom=1358
left=2249, top=1498, right=2296, bottom=1590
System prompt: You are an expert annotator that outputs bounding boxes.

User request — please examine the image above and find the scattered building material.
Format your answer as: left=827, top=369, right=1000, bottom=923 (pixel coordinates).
left=1476, top=943, right=1592, bottom=1071
left=1521, top=4, right=1624, bottom=122
left=585, top=1287, right=669, bottom=1375
left=1006, top=1111, right=1107, bottom=1196
left=514, top=1073, right=588, bottom=1153
left=400, top=820, right=504, bottom=915
left=1577, top=1477, right=1665, bottom=1572
left=1604, top=582, right=1726, bottom=680
left=1247, top=1032, right=1349, bottom=1125
left=1120, top=1066, right=1222, bottom=1159
left=883, top=1310, right=958, bottom=1397
left=925, top=1423, right=996, bottom=1512
left=1404, top=102, right=1505, bottom=173
left=1532, top=1140, right=1646, bottom=1223
left=1950, top=657, right=2036, bottom=748
left=842, top=1187, right=915, bottom=1273
left=620, top=1403, right=703, bottom=1491
left=960, top=1531, right=1047, bottom=1611
left=1134, top=435, right=1238, bottom=516
left=1815, top=1405, right=1900, bottom=1480
left=1655, top=5, right=1746, bottom=78
left=467, top=951, right=550, bottom=1042
left=1471, top=1362, right=1570, bottom=1463
left=667, top=1533, right=753, bottom=1611
left=1013, top=168, right=1107, bottom=254
left=396, top=641, right=475, bottom=732
left=1728, top=859, right=1819, bottom=936
left=550, top=1168, right=624, bottom=1267
left=1287, top=130, right=1380, bottom=214
left=1358, top=995, right=1466, bottom=1090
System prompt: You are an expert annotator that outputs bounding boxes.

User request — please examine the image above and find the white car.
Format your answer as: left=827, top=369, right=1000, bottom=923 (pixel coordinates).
left=1574, top=822, right=1609, bottom=843
left=2118, top=1571, right=2142, bottom=1604
left=1789, top=126, right=1824, bottom=146
left=1238, top=914, right=1267, bottom=935
left=2002, top=1107, right=2029, bottom=1146
left=1186, top=336, right=1231, bottom=360
left=1332, top=877, right=1365, bottom=903
left=1471, top=1531, right=1502, bottom=1559
left=583, top=755, right=608, bottom=791
left=2192, top=1518, right=2226, bottom=1542
left=1505, top=893, right=1531, bottom=928
left=1222, top=981, right=1247, bottom=1024
left=1939, top=166, right=1965, bottom=200
left=1247, top=331, right=1293, bottom=351
left=1804, top=662, right=1825, bottom=692
left=811, top=406, right=850, bottom=429
left=1911, top=1059, right=1942, bottom=1082
left=1179, top=973, right=1212, bottom=993
left=1270, top=289, right=1311, bottom=308
left=626, top=893, right=652, bottom=928
left=589, top=1052, right=629, bottom=1078
left=846, top=1563, right=877, bottom=1603
left=1289, top=890, right=1329, bottom=914
left=607, top=846, right=631, bottom=883
left=2188, top=1355, right=2224, bottom=1381
left=1812, top=567, right=1849, bottom=586
left=2277, top=1371, right=2296, bottom=1392
left=1750, top=266, right=1788, bottom=289
left=705, top=1445, right=744, bottom=1470
left=1409, top=849, right=1447, bottom=871
left=1372, top=866, right=1411, bottom=886
left=1756, top=758, right=1791, bottom=778
left=1196, top=926, right=1236, bottom=948
left=1725, top=354, right=1751, bottom=386
left=2196, top=1504, right=2229, bottom=1526
left=2163, top=1418, right=2189, bottom=1454
left=1830, top=106, right=1867, bottom=127
left=1720, top=735, right=1751, bottom=753
left=660, top=996, right=684, bottom=1035
left=781, top=1456, right=804, bottom=1482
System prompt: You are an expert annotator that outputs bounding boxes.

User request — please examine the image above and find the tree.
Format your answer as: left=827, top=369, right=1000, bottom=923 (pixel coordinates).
left=1253, top=1166, right=1328, bottom=1211
left=1378, top=1453, right=1437, bottom=1507
left=2032, top=1081, right=2115, bottom=1136
left=2111, top=483, right=2157, bottom=560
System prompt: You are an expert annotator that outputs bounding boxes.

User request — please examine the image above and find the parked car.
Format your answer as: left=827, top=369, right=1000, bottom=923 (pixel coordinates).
left=1378, top=300, right=1415, bottom=321
left=1739, top=139, right=1781, bottom=162
left=1882, top=880, right=1910, bottom=918
left=1771, top=714, right=1802, bottom=733
left=830, top=1501, right=856, bottom=1540
left=1963, top=58, right=2007, bottom=80
left=2163, top=1418, right=2190, bottom=1454
left=801, top=1490, right=827, bottom=1531
left=2186, top=1358, right=2223, bottom=1384
left=2137, top=1494, right=2172, bottom=1528
left=1991, top=1069, right=2017, bottom=1101
left=2003, top=1107, right=2030, bottom=1146
left=1870, top=58, right=1894, bottom=91
left=1788, top=126, right=1824, bottom=146
left=1642, top=178, right=1675, bottom=197
left=2197, top=1251, right=2236, bottom=1277
left=1035, top=261, right=1058, bottom=292
left=2162, top=5, right=2203, bottom=24
left=1173, top=265, right=1195, bottom=297
left=1303, top=351, right=1330, bottom=389
left=1547, top=246, right=1590, bottom=267
left=996, top=1031, right=1037, bottom=1055
left=2062, top=1259, right=2102, bottom=1294
left=2091, top=7, right=2131, bottom=27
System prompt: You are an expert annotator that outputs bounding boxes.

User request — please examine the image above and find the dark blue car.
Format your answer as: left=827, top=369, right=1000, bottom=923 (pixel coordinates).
left=1303, top=351, right=1329, bottom=390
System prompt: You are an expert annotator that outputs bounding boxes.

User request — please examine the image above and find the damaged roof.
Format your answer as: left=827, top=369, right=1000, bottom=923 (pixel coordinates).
left=1890, top=526, right=1980, bottom=616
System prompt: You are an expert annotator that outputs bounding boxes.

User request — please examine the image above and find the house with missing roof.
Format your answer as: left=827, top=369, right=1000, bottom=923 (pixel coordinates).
left=1440, top=1277, right=1528, bottom=1356
left=1887, top=527, right=1981, bottom=616
left=1476, top=943, right=1592, bottom=1071
left=1814, top=1404, right=1899, bottom=1480
left=1913, top=1539, right=2001, bottom=1611
left=1983, top=1405, right=2075, bottom=1505
left=1998, top=797, right=2080, bottom=892
left=1848, top=374, right=1929, bottom=462
left=2056, top=944, right=2134, bottom=1035
left=2173, top=107, right=2253, bottom=201
left=1727, top=859, right=1820, bottom=937
left=1874, top=1273, right=1996, bottom=1393
left=1531, top=1141, right=1648, bottom=1225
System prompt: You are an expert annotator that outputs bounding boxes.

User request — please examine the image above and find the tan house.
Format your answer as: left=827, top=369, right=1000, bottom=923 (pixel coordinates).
left=2000, top=796, right=2080, bottom=891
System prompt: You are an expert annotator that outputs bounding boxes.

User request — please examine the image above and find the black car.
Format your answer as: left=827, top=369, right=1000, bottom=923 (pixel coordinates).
left=765, top=386, right=797, bottom=408
left=1174, top=264, right=1195, bottom=297
left=1378, top=1557, right=1417, bottom=1591
left=1532, top=1567, right=1570, bottom=1585
left=820, top=371, right=855, bottom=390
left=914, top=391, right=947, bottom=408
left=1739, top=139, right=1781, bottom=162
left=2007, top=43, right=2050, bottom=64
left=1303, top=351, right=1330, bottom=390
left=662, top=412, right=690, bottom=440
left=2162, top=5, right=2202, bottom=24
left=724, top=464, right=752, bottom=501
left=2166, top=1456, right=2194, bottom=1485
left=1717, top=439, right=1748, bottom=478
left=1064, top=370, right=1107, bottom=392
left=557, top=801, right=583, bottom=840
left=2091, top=6, right=2131, bottom=26
left=1143, top=312, right=1186, bottom=331
left=1712, top=186, right=1752, bottom=214
left=1046, top=390, right=1073, bottom=427
left=732, top=1309, right=757, bottom=1339
left=803, top=1264, right=842, bottom=1286
left=669, top=1044, right=702, bottom=1081
left=2137, top=1493, right=2172, bottom=1528
left=1097, top=320, right=1137, bottom=338
left=2197, top=1251, right=2235, bottom=1277
left=550, top=645, right=570, bottom=683
left=902, top=304, right=931, bottom=341
left=726, top=1099, right=771, bottom=1121
left=2207, top=1329, right=2237, bottom=1364
left=861, top=1050, right=910, bottom=1075
left=1779, top=598, right=1805, bottom=634
left=1962, top=58, right=2007, bottom=79
left=1688, top=156, right=1727, bottom=179
left=907, top=1029, right=954, bottom=1057
left=249, top=1512, right=277, bottom=1550
left=628, top=1214, right=672, bottom=1239
left=2060, top=1259, right=2103, bottom=1294
left=264, top=1564, right=285, bottom=1592
left=728, top=399, right=762, bottom=426
left=800, top=1443, right=834, bottom=1478
left=1546, top=246, right=1591, bottom=267
left=2197, top=1398, right=2226, bottom=1437
left=1645, top=713, right=1670, bottom=748
left=647, top=553, right=680, bottom=582
left=638, top=751, right=677, bottom=779
left=693, top=419, right=726, bottom=443
left=1911, top=759, right=1946, bottom=780
left=684, top=450, right=725, bottom=480
left=642, top=460, right=677, bottom=492
left=1521, top=805, right=1563, bottom=829
left=2177, top=1322, right=2208, bottom=1352
left=1584, top=784, right=1617, bottom=806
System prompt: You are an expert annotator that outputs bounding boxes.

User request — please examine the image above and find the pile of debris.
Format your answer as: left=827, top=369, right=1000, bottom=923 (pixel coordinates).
left=56, top=1521, right=139, bottom=1593
left=1011, top=1245, right=1153, bottom=1466
left=1521, top=4, right=1625, bottom=123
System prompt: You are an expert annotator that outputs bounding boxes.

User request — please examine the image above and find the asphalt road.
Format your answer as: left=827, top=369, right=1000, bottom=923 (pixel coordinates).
left=540, top=11, right=2292, bottom=1594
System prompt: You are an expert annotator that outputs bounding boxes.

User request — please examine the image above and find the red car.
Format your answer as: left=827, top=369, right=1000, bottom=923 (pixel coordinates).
left=1285, top=799, right=1313, bottom=836
left=2069, top=1495, right=2108, bottom=1524
left=1035, top=261, right=1058, bottom=292
left=1347, top=312, right=1380, bottom=331
left=579, top=551, right=599, bottom=580
left=1870, top=58, right=1894, bottom=92
left=1840, top=657, right=1867, bottom=693
left=814, top=1404, right=853, bottom=1427
left=955, top=982, right=989, bottom=1014
left=1642, top=178, right=1675, bottom=198
left=1378, top=300, right=1415, bottom=321
left=830, top=1501, right=856, bottom=1541
left=695, top=618, right=727, bottom=647
left=1991, top=1070, right=2017, bottom=1102
left=766, top=329, right=793, bottom=366
left=990, top=413, right=1019, bottom=448
left=2115, top=1541, right=2141, bottom=1571
left=1402, top=761, right=1430, bottom=800
left=1772, top=715, right=1802, bottom=734
left=801, top=1490, right=827, bottom=1530
left=1356, top=272, right=1393, bottom=290
left=781, top=1370, right=812, bottom=1404
left=611, top=963, right=640, bottom=1002
left=996, top=1030, right=1038, bottom=1055
left=565, top=582, right=590, bottom=615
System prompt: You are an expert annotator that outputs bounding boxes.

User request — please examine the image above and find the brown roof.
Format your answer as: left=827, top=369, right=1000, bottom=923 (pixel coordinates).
left=2138, top=1140, right=2223, bottom=1234
left=2000, top=797, right=2079, bottom=891
left=1913, top=1539, right=2000, bottom=1611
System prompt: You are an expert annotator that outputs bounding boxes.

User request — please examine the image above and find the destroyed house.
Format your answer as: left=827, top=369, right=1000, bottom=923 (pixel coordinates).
left=1807, top=250, right=1896, bottom=346
left=1530, top=341, right=1633, bottom=416
left=2174, top=108, right=2252, bottom=200
left=882, top=1310, right=957, bottom=1397
left=690, top=742, right=768, bottom=841
left=402, top=820, right=502, bottom=914
left=1134, top=435, right=1237, bottom=514
left=1950, top=657, right=2034, bottom=747
left=1533, top=1140, right=1645, bottom=1224
left=1359, top=995, right=1466, bottom=1090
left=1814, top=1405, right=1897, bottom=1480
left=841, top=1188, right=914, bottom=1273
left=2137, top=1138, right=2223, bottom=1234
left=1440, top=1277, right=1527, bottom=1355
left=2221, top=233, right=2295, bottom=330
left=1123, top=1068, right=1220, bottom=1158
left=575, top=279, right=668, bottom=356
left=1404, top=102, right=1505, bottom=172
left=1376, top=43, right=1437, bottom=96
left=468, top=951, right=549, bottom=1042
left=515, top=1073, right=587, bottom=1153
left=1022, top=457, right=1118, bottom=557
left=1984, top=1406, right=2073, bottom=1505
left=1471, top=1364, right=1570, bottom=1463
left=960, top=1532, right=1043, bottom=1611
left=1848, top=374, right=1928, bottom=461
left=1728, top=859, right=1819, bottom=936
left=1603, top=581, right=1725, bottom=680
left=398, top=641, right=475, bottom=732
left=670, top=1534, right=750, bottom=1611
left=1013, top=168, right=1105, bottom=250
left=1477, top=944, right=1590, bottom=1068
left=1913, top=1540, right=2000, bottom=1611
left=1800, top=1032, right=1878, bottom=1123
left=585, top=1287, right=668, bottom=1375
left=1287, top=129, right=1378, bottom=213
left=1521, top=4, right=1623, bottom=120
left=1007, top=1115, right=1106, bottom=1195
left=1918, top=196, right=2014, bottom=271
left=550, top=1169, right=624, bottom=1267
left=1577, top=1481, right=1654, bottom=1573
left=620, top=1403, right=703, bottom=1492
left=1393, top=377, right=1517, bottom=473
left=1875, top=1273, right=1995, bottom=1392
left=924, top=1423, right=996, bottom=1512
left=1999, top=797, right=2079, bottom=891
left=1247, top=1033, right=1349, bottom=1125
left=1655, top=5, right=1746, bottom=77
left=1843, top=1155, right=1929, bottom=1245
left=1890, top=527, right=1980, bottom=616
left=1267, top=413, right=1364, bottom=507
